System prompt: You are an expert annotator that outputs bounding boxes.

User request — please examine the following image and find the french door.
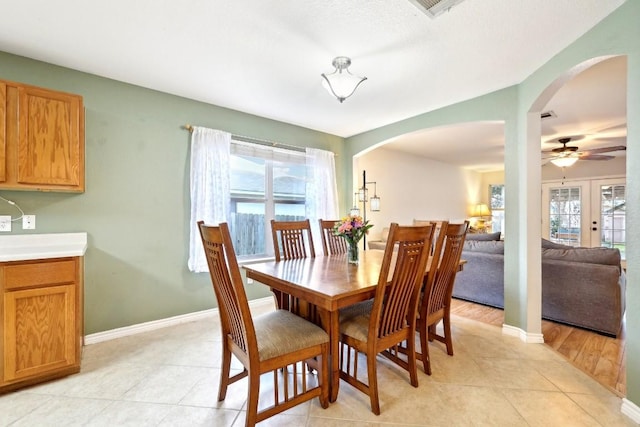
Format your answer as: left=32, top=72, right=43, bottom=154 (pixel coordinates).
left=594, top=179, right=626, bottom=258
left=541, top=178, right=626, bottom=258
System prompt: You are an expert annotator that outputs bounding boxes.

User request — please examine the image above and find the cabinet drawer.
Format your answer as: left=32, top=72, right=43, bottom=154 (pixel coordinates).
left=2, top=259, right=77, bottom=291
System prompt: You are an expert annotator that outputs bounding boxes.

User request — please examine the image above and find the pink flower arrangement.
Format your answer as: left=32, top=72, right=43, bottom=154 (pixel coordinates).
left=333, top=214, right=373, bottom=245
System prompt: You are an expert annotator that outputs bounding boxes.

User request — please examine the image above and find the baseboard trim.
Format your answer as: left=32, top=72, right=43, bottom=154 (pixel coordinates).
left=502, top=323, right=545, bottom=343
left=622, top=398, right=640, bottom=423
left=84, top=297, right=274, bottom=345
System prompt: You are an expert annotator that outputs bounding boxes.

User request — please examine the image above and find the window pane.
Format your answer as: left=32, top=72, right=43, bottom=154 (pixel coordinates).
left=549, top=186, right=581, bottom=246
left=230, top=155, right=265, bottom=197
left=491, top=210, right=505, bottom=234
left=274, top=203, right=305, bottom=221
left=274, top=161, right=306, bottom=201
left=490, top=185, right=505, bottom=209
left=600, top=184, right=626, bottom=258
left=230, top=203, right=266, bottom=256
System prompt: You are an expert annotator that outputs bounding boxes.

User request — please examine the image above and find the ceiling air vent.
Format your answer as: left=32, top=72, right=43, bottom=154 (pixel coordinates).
left=541, top=110, right=557, bottom=120
left=407, top=0, right=467, bottom=18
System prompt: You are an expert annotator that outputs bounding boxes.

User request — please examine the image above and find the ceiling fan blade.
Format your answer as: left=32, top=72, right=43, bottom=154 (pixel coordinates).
left=579, top=154, right=615, bottom=161
left=579, top=145, right=626, bottom=155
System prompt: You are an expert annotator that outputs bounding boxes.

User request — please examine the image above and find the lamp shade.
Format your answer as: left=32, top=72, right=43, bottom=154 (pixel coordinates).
left=370, top=195, right=380, bottom=212
left=471, top=203, right=491, bottom=217
left=321, top=57, right=367, bottom=103
left=550, top=156, right=579, bottom=167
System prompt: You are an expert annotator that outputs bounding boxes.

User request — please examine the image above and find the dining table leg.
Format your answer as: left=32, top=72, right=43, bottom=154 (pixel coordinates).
left=329, top=310, right=340, bottom=403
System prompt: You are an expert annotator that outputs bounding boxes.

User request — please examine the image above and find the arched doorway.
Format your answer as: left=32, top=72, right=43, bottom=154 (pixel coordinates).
left=530, top=55, right=628, bottom=395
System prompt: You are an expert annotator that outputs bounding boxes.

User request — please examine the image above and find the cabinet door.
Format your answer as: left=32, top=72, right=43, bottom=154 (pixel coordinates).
left=3, top=284, right=77, bottom=382
left=16, top=85, right=84, bottom=191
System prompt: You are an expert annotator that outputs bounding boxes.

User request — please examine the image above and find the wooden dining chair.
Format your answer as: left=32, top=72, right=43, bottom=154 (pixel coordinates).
left=198, top=221, right=330, bottom=426
left=416, top=221, right=469, bottom=375
left=270, top=219, right=317, bottom=315
left=318, top=218, right=347, bottom=256
left=337, top=222, right=434, bottom=415
left=271, top=219, right=316, bottom=262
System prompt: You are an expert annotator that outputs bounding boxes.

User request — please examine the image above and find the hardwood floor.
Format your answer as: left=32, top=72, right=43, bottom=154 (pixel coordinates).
left=450, top=298, right=626, bottom=396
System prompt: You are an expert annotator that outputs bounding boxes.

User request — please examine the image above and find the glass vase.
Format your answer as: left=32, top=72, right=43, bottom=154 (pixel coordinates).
left=347, top=240, right=359, bottom=264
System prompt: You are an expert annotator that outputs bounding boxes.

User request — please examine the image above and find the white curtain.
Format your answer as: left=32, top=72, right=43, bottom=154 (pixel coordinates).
left=188, top=127, right=231, bottom=272
left=305, top=148, right=340, bottom=253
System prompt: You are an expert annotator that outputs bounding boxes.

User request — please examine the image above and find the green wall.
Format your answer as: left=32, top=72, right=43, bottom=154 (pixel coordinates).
left=0, top=52, right=344, bottom=334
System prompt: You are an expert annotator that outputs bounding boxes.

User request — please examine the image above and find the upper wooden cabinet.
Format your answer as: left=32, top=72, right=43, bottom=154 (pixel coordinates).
left=0, top=79, right=85, bottom=192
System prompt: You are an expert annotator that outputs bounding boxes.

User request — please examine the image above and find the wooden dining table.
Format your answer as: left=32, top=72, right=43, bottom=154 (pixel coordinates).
left=243, top=250, right=464, bottom=402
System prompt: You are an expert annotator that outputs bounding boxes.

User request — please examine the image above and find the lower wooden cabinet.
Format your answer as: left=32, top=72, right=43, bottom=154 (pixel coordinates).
left=0, top=257, right=83, bottom=392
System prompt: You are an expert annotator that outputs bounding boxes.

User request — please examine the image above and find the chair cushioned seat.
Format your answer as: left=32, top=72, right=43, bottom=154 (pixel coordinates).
left=339, top=300, right=374, bottom=342
left=254, top=310, right=329, bottom=361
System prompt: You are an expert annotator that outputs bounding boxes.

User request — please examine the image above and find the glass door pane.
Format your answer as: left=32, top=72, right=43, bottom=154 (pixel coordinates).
left=548, top=186, right=582, bottom=246
left=597, top=182, right=626, bottom=259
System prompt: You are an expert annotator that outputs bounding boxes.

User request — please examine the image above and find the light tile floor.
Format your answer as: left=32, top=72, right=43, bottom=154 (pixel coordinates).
left=1, top=300, right=636, bottom=426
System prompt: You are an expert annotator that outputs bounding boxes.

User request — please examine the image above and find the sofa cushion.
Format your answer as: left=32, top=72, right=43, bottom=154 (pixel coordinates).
left=380, top=227, right=390, bottom=242
left=466, top=231, right=501, bottom=241
left=541, top=238, right=573, bottom=249
left=463, top=240, right=504, bottom=254
left=542, top=247, right=621, bottom=266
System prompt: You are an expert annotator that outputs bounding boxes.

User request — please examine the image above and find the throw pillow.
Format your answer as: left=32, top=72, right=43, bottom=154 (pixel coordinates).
left=380, top=227, right=389, bottom=242
left=466, top=231, right=501, bottom=241
left=541, top=238, right=572, bottom=249
left=463, top=240, right=504, bottom=254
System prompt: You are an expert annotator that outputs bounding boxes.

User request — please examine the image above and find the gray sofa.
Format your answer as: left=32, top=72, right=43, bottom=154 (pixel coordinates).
left=453, top=237, right=626, bottom=337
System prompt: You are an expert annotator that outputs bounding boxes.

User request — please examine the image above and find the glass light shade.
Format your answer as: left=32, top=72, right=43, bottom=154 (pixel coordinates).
left=471, top=203, right=491, bottom=217
left=358, top=188, right=367, bottom=202
left=370, top=196, right=380, bottom=212
left=321, top=57, right=367, bottom=103
left=350, top=206, right=361, bottom=216
left=550, top=156, right=579, bottom=167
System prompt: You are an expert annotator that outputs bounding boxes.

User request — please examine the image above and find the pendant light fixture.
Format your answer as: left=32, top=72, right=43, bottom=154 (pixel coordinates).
left=321, top=56, right=367, bottom=103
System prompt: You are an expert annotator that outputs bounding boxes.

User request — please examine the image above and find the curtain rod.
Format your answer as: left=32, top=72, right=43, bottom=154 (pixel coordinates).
left=183, top=124, right=306, bottom=153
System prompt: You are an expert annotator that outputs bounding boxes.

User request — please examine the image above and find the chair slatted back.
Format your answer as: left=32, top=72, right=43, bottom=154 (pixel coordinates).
left=426, top=221, right=469, bottom=317
left=271, top=219, right=316, bottom=262
left=413, top=219, right=448, bottom=257
left=319, top=219, right=348, bottom=256
left=198, top=221, right=256, bottom=358
left=371, top=223, right=434, bottom=341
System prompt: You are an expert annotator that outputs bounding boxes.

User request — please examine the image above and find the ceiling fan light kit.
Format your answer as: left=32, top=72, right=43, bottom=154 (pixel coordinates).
left=550, top=156, right=579, bottom=167
left=321, top=56, right=367, bottom=103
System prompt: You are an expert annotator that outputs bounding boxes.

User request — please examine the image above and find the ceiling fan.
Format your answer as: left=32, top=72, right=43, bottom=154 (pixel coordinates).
left=542, top=137, right=626, bottom=167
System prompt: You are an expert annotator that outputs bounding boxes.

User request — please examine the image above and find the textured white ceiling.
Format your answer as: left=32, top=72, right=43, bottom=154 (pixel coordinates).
left=0, top=0, right=627, bottom=170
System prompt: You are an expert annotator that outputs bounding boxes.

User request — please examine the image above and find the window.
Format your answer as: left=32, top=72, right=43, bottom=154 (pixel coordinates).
left=489, top=184, right=505, bottom=235
left=229, top=141, right=307, bottom=259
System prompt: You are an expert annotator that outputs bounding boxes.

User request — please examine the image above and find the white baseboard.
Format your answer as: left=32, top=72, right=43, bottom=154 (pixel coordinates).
left=502, top=323, right=545, bottom=343
left=84, top=297, right=274, bottom=345
left=622, top=398, right=640, bottom=424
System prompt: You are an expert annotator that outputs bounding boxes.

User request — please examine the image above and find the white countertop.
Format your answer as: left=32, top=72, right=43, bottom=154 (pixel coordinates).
left=0, top=233, right=87, bottom=262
